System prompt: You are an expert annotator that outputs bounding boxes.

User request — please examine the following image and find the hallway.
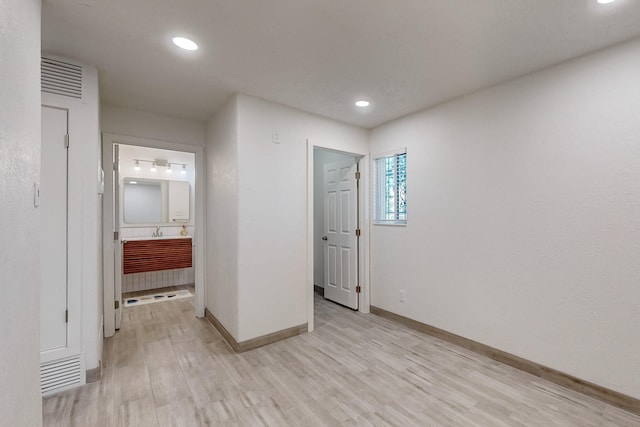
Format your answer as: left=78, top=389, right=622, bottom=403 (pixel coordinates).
left=43, top=292, right=640, bottom=426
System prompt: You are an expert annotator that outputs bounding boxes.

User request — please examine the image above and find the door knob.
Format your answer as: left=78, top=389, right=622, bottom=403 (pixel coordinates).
left=322, top=236, right=328, bottom=241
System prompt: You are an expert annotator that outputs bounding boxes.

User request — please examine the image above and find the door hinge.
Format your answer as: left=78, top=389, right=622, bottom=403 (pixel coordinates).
left=114, top=231, right=119, bottom=241
left=65, top=310, right=68, bottom=323
left=355, top=228, right=361, bottom=237
left=115, top=300, right=120, bottom=310
left=356, top=285, right=361, bottom=294
left=355, top=171, right=361, bottom=180
left=64, top=134, right=69, bottom=149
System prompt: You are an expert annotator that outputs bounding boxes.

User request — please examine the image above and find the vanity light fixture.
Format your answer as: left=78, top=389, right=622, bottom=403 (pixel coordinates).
left=133, top=158, right=188, bottom=174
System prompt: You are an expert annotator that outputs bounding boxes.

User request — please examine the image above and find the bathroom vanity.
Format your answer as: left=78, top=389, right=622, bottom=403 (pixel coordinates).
left=122, top=236, right=192, bottom=274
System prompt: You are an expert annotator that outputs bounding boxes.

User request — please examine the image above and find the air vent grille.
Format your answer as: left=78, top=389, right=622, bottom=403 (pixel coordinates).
left=41, top=355, right=82, bottom=395
left=41, top=57, right=83, bottom=99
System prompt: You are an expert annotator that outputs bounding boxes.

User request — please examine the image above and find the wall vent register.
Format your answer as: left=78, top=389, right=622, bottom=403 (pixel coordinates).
left=40, top=355, right=82, bottom=396
left=41, top=57, right=83, bottom=99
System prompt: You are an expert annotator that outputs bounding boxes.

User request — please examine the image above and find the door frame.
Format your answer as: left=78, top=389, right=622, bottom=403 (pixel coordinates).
left=306, top=142, right=370, bottom=332
left=102, top=133, right=206, bottom=338
left=40, top=104, right=82, bottom=364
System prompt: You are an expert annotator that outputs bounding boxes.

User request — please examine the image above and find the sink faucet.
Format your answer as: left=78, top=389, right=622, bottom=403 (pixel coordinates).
left=153, top=226, right=162, bottom=237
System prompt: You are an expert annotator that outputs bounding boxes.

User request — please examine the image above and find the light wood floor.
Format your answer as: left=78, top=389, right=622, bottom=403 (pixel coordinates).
left=43, top=289, right=640, bottom=426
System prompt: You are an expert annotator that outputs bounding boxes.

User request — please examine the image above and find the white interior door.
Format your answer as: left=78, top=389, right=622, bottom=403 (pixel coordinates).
left=323, top=158, right=359, bottom=309
left=40, top=106, right=69, bottom=353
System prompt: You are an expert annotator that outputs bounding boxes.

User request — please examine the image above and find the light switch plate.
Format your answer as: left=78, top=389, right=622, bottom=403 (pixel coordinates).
left=98, top=168, right=105, bottom=194
left=34, top=182, right=40, bottom=207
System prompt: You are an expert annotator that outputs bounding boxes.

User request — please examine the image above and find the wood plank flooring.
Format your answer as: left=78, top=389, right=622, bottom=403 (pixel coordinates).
left=43, top=289, right=640, bottom=426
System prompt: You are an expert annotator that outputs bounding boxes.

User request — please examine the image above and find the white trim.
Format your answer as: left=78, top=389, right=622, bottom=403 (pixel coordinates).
left=102, top=133, right=206, bottom=338
left=306, top=141, right=370, bottom=333
left=372, top=147, right=407, bottom=160
left=306, top=142, right=314, bottom=332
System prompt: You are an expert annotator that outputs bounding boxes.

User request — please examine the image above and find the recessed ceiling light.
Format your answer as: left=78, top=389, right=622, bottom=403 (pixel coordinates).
left=355, top=100, right=370, bottom=107
left=172, top=36, right=198, bottom=51
left=597, top=0, right=615, bottom=4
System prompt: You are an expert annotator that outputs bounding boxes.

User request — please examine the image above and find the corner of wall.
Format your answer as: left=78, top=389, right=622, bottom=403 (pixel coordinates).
left=205, top=94, right=240, bottom=340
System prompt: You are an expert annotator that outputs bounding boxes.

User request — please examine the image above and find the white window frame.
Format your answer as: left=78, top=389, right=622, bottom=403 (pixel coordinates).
left=373, top=147, right=407, bottom=226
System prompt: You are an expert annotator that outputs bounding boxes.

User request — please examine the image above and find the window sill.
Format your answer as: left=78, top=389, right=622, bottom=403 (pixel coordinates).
left=373, top=222, right=407, bottom=227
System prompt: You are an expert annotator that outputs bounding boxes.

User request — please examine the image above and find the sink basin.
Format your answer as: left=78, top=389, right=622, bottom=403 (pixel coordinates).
left=121, top=235, right=191, bottom=242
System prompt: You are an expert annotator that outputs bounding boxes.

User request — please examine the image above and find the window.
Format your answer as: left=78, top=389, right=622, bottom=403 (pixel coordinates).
left=373, top=149, right=407, bottom=224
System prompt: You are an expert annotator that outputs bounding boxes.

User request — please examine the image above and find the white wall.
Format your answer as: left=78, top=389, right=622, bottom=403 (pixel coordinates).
left=0, top=0, right=43, bottom=425
left=370, top=37, right=640, bottom=399
left=101, top=105, right=206, bottom=147
left=235, top=94, right=369, bottom=341
left=313, top=149, right=355, bottom=288
left=95, top=102, right=104, bottom=373
left=206, top=96, right=239, bottom=338
left=79, top=64, right=102, bottom=374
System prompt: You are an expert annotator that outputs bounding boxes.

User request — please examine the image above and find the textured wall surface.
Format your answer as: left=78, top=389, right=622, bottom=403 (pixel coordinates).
left=370, top=37, right=640, bottom=399
left=0, top=0, right=44, bottom=425
left=101, top=105, right=206, bottom=147
left=235, top=94, right=369, bottom=341
left=206, top=96, right=240, bottom=338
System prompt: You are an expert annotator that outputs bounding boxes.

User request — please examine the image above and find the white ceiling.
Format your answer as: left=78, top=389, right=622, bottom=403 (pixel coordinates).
left=42, top=0, right=640, bottom=129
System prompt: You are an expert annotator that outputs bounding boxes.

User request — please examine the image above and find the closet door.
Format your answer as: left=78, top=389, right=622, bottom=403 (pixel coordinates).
left=40, top=106, right=69, bottom=354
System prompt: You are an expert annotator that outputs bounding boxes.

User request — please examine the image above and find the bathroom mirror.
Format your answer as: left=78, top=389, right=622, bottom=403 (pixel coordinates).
left=123, top=178, right=190, bottom=224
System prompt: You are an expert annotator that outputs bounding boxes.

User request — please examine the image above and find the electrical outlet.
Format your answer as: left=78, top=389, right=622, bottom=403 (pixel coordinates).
left=272, top=130, right=280, bottom=144
left=399, top=289, right=405, bottom=303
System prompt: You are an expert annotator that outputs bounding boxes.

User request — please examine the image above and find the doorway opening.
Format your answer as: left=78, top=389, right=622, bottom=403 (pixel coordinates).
left=102, top=134, right=205, bottom=338
left=309, top=145, right=369, bottom=331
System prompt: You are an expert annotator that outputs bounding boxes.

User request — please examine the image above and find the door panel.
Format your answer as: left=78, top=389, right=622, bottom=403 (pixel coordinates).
left=323, top=158, right=358, bottom=309
left=341, top=247, right=351, bottom=291
left=327, top=191, right=337, bottom=232
left=328, top=245, right=337, bottom=287
left=40, top=106, right=68, bottom=352
left=341, top=190, right=351, bottom=232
